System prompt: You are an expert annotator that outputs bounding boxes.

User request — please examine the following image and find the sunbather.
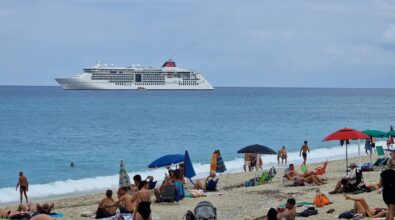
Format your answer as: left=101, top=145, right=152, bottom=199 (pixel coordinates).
left=286, top=164, right=325, bottom=186
left=329, top=162, right=360, bottom=194
left=30, top=214, right=56, bottom=220
left=95, top=189, right=117, bottom=219
left=276, top=198, right=296, bottom=220
left=116, top=187, right=135, bottom=214
left=343, top=194, right=386, bottom=218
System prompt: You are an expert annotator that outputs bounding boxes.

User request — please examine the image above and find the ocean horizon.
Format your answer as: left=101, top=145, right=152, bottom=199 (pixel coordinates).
left=1, top=86, right=394, bottom=204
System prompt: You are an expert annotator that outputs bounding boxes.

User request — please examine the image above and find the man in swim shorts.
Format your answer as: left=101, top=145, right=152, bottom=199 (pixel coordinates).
left=300, top=141, right=310, bottom=165
left=16, top=171, right=28, bottom=203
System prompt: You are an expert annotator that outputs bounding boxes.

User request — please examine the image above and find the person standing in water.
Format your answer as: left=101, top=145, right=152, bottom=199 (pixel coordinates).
left=16, top=171, right=28, bottom=203
left=280, top=146, right=288, bottom=165
left=300, top=141, right=310, bottom=165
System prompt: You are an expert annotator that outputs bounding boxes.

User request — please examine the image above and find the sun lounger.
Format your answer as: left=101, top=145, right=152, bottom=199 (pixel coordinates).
left=373, top=146, right=389, bottom=170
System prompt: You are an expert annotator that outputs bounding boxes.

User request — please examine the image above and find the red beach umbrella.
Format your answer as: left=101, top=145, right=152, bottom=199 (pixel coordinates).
left=323, top=128, right=369, bottom=173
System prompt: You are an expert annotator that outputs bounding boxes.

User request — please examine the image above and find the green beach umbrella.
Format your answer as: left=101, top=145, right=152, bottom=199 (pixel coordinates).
left=387, top=130, right=395, bottom=137
left=362, top=130, right=387, bottom=138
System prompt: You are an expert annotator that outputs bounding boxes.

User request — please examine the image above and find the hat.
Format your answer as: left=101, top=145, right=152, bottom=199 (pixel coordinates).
left=350, top=162, right=357, bottom=167
left=210, top=170, right=217, bottom=176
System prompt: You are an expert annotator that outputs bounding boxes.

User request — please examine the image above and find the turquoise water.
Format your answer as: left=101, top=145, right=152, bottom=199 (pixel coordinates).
left=0, top=86, right=394, bottom=203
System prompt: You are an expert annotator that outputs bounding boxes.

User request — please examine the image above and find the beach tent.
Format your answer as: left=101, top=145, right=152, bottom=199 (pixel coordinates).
left=237, top=144, right=276, bottom=185
left=119, top=160, right=131, bottom=188
left=323, top=128, right=369, bottom=173
left=148, top=154, right=185, bottom=168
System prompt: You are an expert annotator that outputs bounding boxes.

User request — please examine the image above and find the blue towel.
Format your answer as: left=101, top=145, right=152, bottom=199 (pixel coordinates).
left=174, top=181, right=185, bottom=201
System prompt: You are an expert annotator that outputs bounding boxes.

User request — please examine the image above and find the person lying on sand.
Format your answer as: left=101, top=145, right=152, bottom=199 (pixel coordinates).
left=116, top=188, right=135, bottom=214
left=30, top=214, right=56, bottom=220
left=0, top=208, right=30, bottom=219
left=286, top=164, right=325, bottom=186
left=96, top=189, right=117, bottom=219
left=276, top=198, right=296, bottom=220
left=343, top=194, right=387, bottom=218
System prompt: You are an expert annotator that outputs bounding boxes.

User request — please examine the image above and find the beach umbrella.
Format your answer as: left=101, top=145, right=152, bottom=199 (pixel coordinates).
left=238, top=144, right=276, bottom=185
left=323, top=128, right=369, bottom=173
left=183, top=150, right=196, bottom=179
left=362, top=130, right=387, bottom=138
left=237, top=144, right=277, bottom=155
left=119, top=160, right=131, bottom=188
left=148, top=154, right=184, bottom=168
left=387, top=130, right=395, bottom=137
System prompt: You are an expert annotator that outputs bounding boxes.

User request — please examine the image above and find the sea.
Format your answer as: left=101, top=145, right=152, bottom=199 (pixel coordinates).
left=0, top=86, right=394, bottom=204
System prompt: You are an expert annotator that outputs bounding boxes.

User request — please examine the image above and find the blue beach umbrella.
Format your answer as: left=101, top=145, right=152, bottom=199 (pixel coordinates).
left=183, top=150, right=196, bottom=179
left=119, top=160, right=131, bottom=188
left=148, top=154, right=185, bottom=168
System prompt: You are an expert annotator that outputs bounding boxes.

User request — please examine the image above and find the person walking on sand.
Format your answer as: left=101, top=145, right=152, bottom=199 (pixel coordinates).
left=16, top=171, right=28, bottom=203
left=300, top=141, right=310, bottom=165
left=244, top=153, right=252, bottom=172
left=280, top=146, right=287, bottom=165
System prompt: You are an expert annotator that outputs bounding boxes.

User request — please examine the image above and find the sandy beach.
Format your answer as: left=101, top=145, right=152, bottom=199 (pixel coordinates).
left=2, top=154, right=388, bottom=220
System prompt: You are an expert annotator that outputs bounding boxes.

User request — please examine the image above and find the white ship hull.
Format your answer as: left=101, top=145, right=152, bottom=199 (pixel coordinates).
left=55, top=59, right=214, bottom=90
left=55, top=78, right=214, bottom=90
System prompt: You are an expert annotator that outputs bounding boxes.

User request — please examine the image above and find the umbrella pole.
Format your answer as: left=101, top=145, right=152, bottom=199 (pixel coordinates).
left=346, top=143, right=348, bottom=174
left=358, top=140, right=361, bottom=167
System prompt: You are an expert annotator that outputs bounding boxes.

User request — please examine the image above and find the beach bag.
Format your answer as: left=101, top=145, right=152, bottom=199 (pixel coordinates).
left=338, top=210, right=354, bottom=219
left=296, top=207, right=318, bottom=217
left=313, top=193, right=330, bottom=207
left=185, top=210, right=196, bottom=220
left=194, top=201, right=217, bottom=220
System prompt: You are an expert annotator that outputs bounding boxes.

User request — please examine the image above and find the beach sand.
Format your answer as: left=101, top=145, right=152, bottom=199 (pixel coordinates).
left=3, top=155, right=387, bottom=220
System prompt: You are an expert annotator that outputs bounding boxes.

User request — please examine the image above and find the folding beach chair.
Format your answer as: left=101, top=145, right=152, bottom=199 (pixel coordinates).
left=160, top=185, right=177, bottom=203
left=205, top=179, right=219, bottom=191
left=373, top=146, right=389, bottom=170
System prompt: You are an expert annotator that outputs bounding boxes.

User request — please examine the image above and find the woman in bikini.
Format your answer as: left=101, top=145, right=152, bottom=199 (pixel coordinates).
left=131, top=181, right=152, bottom=220
left=344, top=194, right=386, bottom=218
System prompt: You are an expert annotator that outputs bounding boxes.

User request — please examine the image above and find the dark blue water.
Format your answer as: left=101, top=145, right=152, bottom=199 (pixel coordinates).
left=0, top=86, right=394, bottom=197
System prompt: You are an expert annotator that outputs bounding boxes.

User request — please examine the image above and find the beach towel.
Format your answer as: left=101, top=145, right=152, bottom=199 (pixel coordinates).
left=215, top=153, right=226, bottom=173
left=175, top=181, right=185, bottom=201
left=278, top=202, right=314, bottom=208
left=210, top=153, right=217, bottom=172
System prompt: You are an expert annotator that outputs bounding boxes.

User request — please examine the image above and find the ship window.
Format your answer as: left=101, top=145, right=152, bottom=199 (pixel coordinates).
left=135, top=74, right=142, bottom=82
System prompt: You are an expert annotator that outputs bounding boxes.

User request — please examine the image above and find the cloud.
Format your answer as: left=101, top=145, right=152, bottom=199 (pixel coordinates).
left=384, top=24, right=395, bottom=44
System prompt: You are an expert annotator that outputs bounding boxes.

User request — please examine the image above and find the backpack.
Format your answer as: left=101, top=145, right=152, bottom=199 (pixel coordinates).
left=185, top=210, right=196, bottom=220
left=313, top=193, right=330, bottom=207
left=194, top=201, right=217, bottom=220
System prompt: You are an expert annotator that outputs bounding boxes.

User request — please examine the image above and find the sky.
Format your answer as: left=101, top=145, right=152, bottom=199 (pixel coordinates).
left=1, top=0, right=395, bottom=88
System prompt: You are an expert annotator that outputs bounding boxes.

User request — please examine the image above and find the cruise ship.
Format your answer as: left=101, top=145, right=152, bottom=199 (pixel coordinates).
left=55, top=59, right=214, bottom=90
